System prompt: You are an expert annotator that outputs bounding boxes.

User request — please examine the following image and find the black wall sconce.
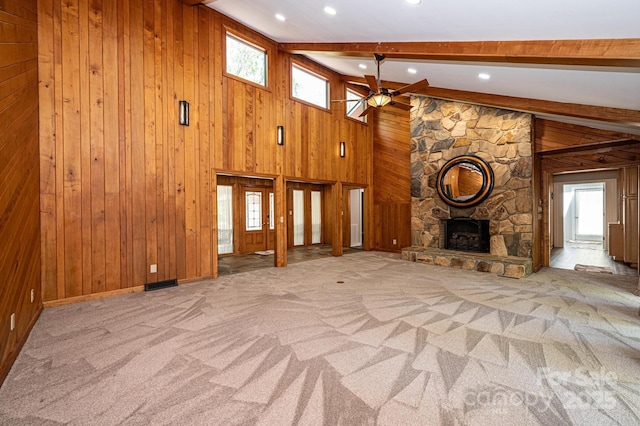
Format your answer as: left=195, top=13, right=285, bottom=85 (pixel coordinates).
left=277, top=125, right=284, bottom=145
left=340, top=141, right=346, bottom=158
left=179, top=100, right=189, bottom=126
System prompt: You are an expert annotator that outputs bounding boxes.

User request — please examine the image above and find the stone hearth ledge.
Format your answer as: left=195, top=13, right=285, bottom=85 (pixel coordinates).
left=402, top=246, right=532, bottom=278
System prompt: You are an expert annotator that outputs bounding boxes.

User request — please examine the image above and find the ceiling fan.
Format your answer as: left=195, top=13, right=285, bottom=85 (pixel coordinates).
left=335, top=53, right=429, bottom=117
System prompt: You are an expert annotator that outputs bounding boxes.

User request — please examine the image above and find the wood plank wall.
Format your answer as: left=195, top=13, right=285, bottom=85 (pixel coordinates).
left=38, top=0, right=372, bottom=303
left=372, top=107, right=411, bottom=252
left=0, top=0, right=42, bottom=384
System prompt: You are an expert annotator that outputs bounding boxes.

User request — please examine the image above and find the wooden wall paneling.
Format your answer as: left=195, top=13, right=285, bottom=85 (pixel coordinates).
left=52, top=0, right=65, bottom=299
left=61, top=0, right=84, bottom=298
left=1, top=0, right=41, bottom=386
left=89, top=0, right=106, bottom=294
left=198, top=7, right=212, bottom=278
left=79, top=0, right=92, bottom=297
left=372, top=107, right=411, bottom=252
left=173, top=1, right=186, bottom=280
left=211, top=13, right=222, bottom=171
left=103, top=0, right=121, bottom=292
left=140, top=0, right=160, bottom=283
left=37, top=2, right=375, bottom=304
left=535, top=119, right=637, bottom=153
left=153, top=0, right=165, bottom=282
left=320, top=185, right=332, bottom=245
left=38, top=0, right=57, bottom=301
left=183, top=4, right=197, bottom=279
left=129, top=0, right=146, bottom=286
left=118, top=0, right=133, bottom=289
left=158, top=0, right=170, bottom=282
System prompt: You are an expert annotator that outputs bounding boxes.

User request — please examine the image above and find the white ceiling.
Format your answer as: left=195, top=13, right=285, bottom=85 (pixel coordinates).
left=207, top=0, right=640, bottom=134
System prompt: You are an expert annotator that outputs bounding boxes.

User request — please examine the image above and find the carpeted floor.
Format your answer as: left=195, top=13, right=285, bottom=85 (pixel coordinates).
left=1, top=252, right=639, bottom=425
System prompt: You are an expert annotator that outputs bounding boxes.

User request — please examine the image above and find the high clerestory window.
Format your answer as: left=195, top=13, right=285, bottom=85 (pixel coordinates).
left=225, top=32, right=267, bottom=86
left=291, top=64, right=329, bottom=108
left=346, top=88, right=366, bottom=122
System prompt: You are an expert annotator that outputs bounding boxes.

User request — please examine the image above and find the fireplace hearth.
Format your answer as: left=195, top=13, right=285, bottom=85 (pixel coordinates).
left=445, top=218, right=490, bottom=253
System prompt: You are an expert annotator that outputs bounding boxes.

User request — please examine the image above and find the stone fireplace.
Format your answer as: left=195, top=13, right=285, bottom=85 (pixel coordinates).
left=403, top=97, right=534, bottom=278
left=444, top=218, right=490, bottom=253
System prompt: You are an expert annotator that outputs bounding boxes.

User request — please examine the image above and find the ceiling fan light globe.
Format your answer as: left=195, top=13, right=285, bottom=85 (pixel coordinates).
left=367, top=93, right=392, bottom=108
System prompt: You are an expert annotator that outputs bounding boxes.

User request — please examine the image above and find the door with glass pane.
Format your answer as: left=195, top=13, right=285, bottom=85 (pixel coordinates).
left=241, top=187, right=275, bottom=253
left=575, top=187, right=604, bottom=242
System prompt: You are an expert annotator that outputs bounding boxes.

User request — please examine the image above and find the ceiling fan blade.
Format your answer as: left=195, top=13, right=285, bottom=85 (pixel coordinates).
left=390, top=101, right=413, bottom=111
left=364, top=75, right=379, bottom=93
left=392, top=79, right=430, bottom=96
left=331, top=99, right=361, bottom=103
left=359, top=106, right=374, bottom=117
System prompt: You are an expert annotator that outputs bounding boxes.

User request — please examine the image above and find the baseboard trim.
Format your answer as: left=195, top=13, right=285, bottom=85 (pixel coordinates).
left=42, top=276, right=215, bottom=309
left=0, top=305, right=42, bottom=387
left=43, top=286, right=145, bottom=309
left=178, top=275, right=213, bottom=284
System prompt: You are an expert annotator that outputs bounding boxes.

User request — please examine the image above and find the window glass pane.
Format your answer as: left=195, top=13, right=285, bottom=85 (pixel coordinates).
left=246, top=191, right=263, bottom=231
left=346, top=89, right=366, bottom=122
left=292, top=65, right=328, bottom=108
left=217, top=185, right=234, bottom=254
left=311, top=191, right=321, bottom=244
left=293, top=190, right=305, bottom=245
left=575, top=188, right=604, bottom=238
left=226, top=34, right=266, bottom=86
left=269, top=193, right=275, bottom=230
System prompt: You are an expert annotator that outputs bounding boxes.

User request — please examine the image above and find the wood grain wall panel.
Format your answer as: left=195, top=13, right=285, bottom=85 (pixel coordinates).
left=372, top=108, right=411, bottom=252
left=535, top=119, right=637, bottom=153
left=1, top=0, right=41, bottom=385
left=38, top=0, right=374, bottom=302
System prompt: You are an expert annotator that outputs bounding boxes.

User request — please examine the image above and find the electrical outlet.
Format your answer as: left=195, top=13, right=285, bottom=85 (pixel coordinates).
left=150, top=264, right=157, bottom=273
left=30, top=289, right=34, bottom=303
left=393, top=239, right=397, bottom=245
left=10, top=313, right=15, bottom=331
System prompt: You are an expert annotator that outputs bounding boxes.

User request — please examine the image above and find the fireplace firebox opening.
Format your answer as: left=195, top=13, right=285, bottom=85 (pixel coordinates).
left=444, top=218, right=490, bottom=253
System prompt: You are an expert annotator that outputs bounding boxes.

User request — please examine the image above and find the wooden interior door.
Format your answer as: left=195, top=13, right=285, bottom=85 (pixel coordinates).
left=241, top=187, right=275, bottom=253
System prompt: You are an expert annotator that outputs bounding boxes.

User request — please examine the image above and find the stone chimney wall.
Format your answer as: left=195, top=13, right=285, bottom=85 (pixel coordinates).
left=410, top=97, right=533, bottom=258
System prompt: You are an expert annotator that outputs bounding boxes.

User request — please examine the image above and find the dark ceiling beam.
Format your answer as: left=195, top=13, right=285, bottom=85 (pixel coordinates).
left=179, top=0, right=218, bottom=6
left=341, top=75, right=640, bottom=126
left=281, top=39, right=640, bottom=67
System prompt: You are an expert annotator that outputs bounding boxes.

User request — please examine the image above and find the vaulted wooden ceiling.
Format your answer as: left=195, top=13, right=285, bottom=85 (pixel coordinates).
left=181, top=0, right=640, bottom=135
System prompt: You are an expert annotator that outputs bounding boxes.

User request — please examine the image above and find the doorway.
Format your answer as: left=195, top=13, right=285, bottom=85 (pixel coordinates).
left=241, top=187, right=275, bottom=253
left=563, top=182, right=605, bottom=245
left=349, top=188, right=364, bottom=247
left=548, top=172, right=634, bottom=275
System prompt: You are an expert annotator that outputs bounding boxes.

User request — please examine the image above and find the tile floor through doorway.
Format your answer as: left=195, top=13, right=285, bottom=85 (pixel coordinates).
left=550, top=240, right=636, bottom=276
left=218, top=244, right=363, bottom=276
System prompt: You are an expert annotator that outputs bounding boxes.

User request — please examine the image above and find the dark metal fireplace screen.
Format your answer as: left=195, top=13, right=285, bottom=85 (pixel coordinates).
left=445, top=218, right=490, bottom=253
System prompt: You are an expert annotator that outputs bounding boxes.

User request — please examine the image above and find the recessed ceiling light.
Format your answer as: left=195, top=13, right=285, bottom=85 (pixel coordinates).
left=408, top=68, right=417, bottom=74
left=478, top=73, right=491, bottom=80
left=324, top=6, right=337, bottom=15
left=405, top=0, right=422, bottom=4
left=275, top=13, right=286, bottom=22
left=359, top=64, right=367, bottom=69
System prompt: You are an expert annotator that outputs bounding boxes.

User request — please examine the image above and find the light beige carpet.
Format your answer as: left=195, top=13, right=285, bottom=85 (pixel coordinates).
left=1, top=252, right=639, bottom=425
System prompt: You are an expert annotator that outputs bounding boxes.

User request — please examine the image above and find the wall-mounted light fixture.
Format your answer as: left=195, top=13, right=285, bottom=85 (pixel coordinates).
left=277, top=125, right=285, bottom=145
left=179, top=100, right=189, bottom=126
left=340, top=141, right=346, bottom=158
